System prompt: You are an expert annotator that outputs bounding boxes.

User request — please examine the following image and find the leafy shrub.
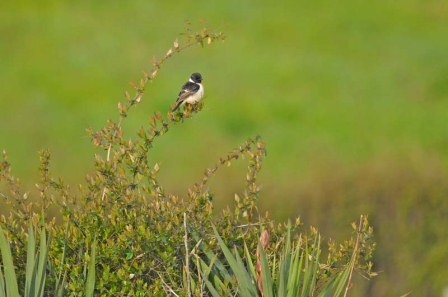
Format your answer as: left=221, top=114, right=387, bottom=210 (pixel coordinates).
left=200, top=217, right=373, bottom=297
left=0, top=26, right=375, bottom=296
left=0, top=222, right=96, bottom=297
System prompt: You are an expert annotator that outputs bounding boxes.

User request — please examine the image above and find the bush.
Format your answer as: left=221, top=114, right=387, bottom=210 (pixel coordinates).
left=0, top=26, right=375, bottom=296
left=200, top=218, right=373, bottom=297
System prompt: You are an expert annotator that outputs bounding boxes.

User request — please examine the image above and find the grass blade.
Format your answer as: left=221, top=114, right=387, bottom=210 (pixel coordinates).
left=308, top=235, right=321, bottom=295
left=0, top=225, right=19, bottom=297
left=212, top=225, right=258, bottom=297
left=85, top=240, right=96, bottom=297
left=234, top=246, right=257, bottom=296
left=288, top=236, right=303, bottom=297
left=317, top=271, right=342, bottom=297
left=54, top=237, right=67, bottom=297
left=243, top=242, right=256, bottom=278
left=258, top=241, right=273, bottom=297
left=301, top=235, right=321, bottom=297
left=334, top=266, right=352, bottom=296
left=35, top=225, right=48, bottom=297
left=0, top=263, right=6, bottom=297
left=25, top=224, right=36, bottom=296
left=193, top=231, right=232, bottom=284
left=277, top=223, right=291, bottom=296
left=202, top=273, right=223, bottom=297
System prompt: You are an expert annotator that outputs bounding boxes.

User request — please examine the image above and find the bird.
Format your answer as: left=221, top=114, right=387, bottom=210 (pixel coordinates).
left=172, top=72, right=204, bottom=112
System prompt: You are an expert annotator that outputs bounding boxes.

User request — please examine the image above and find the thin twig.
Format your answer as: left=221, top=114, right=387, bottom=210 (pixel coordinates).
left=99, top=30, right=223, bottom=201
left=343, top=215, right=364, bottom=297
left=194, top=254, right=204, bottom=297
left=235, top=222, right=267, bottom=228
left=184, top=212, right=192, bottom=297
left=154, top=270, right=180, bottom=297
left=102, top=117, right=124, bottom=201
left=190, top=239, right=203, bottom=256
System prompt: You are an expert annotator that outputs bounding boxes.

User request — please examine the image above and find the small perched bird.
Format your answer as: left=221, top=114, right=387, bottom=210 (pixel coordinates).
left=172, top=72, right=204, bottom=112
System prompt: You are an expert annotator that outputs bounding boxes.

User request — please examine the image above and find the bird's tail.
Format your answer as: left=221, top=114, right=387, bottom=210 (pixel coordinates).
left=171, top=100, right=183, bottom=112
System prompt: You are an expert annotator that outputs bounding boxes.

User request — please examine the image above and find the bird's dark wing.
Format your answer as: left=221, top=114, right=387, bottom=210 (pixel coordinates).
left=177, top=82, right=200, bottom=101
left=172, top=81, right=201, bottom=111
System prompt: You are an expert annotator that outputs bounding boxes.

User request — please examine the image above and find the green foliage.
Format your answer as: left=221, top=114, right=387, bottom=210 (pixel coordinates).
left=3, top=2, right=448, bottom=295
left=0, top=223, right=45, bottom=297
left=85, top=240, right=96, bottom=297
left=0, top=27, right=375, bottom=296
left=0, top=222, right=96, bottom=297
left=24, top=223, right=47, bottom=297
left=200, top=217, right=373, bottom=297
left=0, top=225, right=19, bottom=297
left=2, top=4, right=448, bottom=294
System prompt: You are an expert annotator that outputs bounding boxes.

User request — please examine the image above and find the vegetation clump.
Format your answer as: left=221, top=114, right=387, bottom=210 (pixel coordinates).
left=0, top=27, right=375, bottom=296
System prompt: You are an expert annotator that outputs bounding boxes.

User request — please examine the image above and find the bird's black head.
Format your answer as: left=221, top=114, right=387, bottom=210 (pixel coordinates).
left=190, top=72, right=202, bottom=83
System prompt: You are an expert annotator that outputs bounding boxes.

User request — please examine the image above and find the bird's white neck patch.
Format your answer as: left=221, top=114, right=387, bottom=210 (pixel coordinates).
left=189, top=78, right=195, bottom=83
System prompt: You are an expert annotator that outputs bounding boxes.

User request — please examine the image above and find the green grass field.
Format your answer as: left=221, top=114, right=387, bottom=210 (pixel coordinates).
left=1, top=0, right=448, bottom=295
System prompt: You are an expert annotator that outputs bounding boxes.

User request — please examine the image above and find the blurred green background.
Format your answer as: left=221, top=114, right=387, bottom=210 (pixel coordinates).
left=1, top=0, right=448, bottom=296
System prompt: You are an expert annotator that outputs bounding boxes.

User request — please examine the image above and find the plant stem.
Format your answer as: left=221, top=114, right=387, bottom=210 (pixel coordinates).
left=184, top=212, right=192, bottom=297
left=343, top=215, right=364, bottom=297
